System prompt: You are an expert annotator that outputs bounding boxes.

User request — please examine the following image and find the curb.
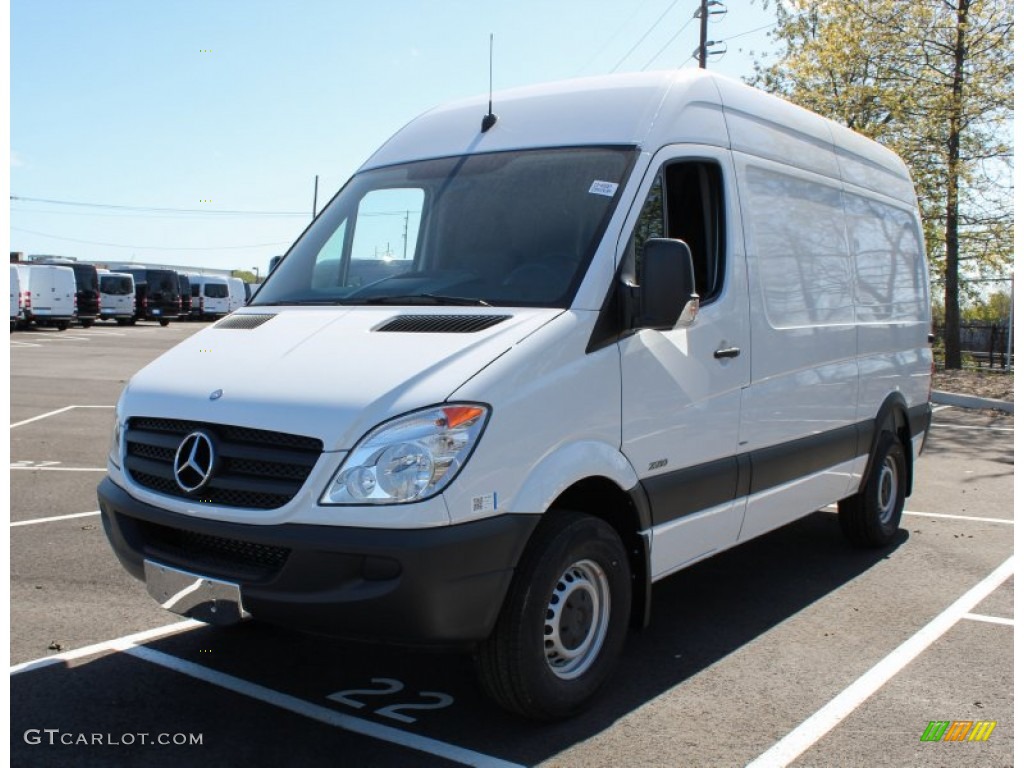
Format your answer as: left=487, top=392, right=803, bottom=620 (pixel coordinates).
left=931, top=390, right=1014, bottom=414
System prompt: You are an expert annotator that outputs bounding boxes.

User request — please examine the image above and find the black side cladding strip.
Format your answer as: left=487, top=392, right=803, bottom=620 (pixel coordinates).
left=643, top=420, right=867, bottom=526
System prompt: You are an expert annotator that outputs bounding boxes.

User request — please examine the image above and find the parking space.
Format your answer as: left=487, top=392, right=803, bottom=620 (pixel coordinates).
left=9, top=325, right=1014, bottom=766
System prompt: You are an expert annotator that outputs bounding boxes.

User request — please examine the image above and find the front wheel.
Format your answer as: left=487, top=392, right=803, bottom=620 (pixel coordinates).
left=474, top=511, right=631, bottom=720
left=839, top=431, right=906, bottom=547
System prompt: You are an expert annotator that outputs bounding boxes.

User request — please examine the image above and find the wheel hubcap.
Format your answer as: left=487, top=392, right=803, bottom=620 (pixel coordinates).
left=877, top=455, right=898, bottom=525
left=544, top=559, right=610, bottom=680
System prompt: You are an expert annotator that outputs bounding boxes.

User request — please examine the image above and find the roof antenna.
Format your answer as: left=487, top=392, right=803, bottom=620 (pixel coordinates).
left=481, top=33, right=498, bottom=133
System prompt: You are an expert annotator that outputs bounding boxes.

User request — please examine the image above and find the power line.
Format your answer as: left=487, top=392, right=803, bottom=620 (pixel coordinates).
left=574, top=0, right=657, bottom=75
left=10, top=195, right=307, bottom=217
left=642, top=16, right=697, bottom=70
left=11, top=226, right=292, bottom=251
left=611, top=0, right=684, bottom=73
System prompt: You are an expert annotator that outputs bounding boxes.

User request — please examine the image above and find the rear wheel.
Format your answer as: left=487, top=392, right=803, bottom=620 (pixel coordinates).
left=159, top=319, right=170, bottom=327
left=839, top=431, right=906, bottom=547
left=81, top=319, right=94, bottom=328
left=474, top=511, right=631, bottom=720
left=56, top=321, right=69, bottom=331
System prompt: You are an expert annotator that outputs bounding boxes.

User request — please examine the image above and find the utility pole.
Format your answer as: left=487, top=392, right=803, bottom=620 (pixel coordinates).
left=698, top=0, right=709, bottom=68
left=695, top=0, right=727, bottom=69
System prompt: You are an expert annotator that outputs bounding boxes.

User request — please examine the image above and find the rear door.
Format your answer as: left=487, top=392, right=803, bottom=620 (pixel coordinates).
left=618, top=146, right=751, bottom=579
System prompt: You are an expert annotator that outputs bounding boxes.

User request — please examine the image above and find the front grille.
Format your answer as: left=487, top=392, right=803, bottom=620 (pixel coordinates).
left=137, top=519, right=290, bottom=581
left=124, top=418, right=322, bottom=510
left=376, top=314, right=511, bottom=333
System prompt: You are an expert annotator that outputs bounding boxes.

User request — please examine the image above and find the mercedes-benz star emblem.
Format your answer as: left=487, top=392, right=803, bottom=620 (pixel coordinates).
left=173, top=431, right=216, bottom=493
left=210, top=389, right=223, bottom=401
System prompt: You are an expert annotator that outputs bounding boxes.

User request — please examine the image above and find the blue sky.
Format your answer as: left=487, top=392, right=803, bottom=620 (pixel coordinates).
left=10, top=0, right=778, bottom=273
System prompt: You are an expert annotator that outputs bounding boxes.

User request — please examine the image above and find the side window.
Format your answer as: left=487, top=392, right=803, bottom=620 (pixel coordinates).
left=630, top=161, right=725, bottom=303
left=346, top=188, right=424, bottom=288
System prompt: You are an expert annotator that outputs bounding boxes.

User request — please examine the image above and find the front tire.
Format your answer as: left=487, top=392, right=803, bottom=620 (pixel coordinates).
left=159, top=319, right=170, bottom=326
left=839, top=431, right=906, bottom=547
left=474, top=511, right=631, bottom=720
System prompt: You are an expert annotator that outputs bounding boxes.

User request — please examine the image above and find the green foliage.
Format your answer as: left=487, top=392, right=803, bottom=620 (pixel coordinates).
left=961, top=291, right=1011, bottom=323
left=231, top=270, right=257, bottom=283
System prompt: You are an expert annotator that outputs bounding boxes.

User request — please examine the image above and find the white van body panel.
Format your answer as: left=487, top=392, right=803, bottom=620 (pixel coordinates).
left=446, top=310, right=626, bottom=524
left=25, top=265, right=76, bottom=320
left=227, top=277, right=246, bottom=313
left=193, top=275, right=231, bottom=317
left=99, top=272, right=136, bottom=320
left=10, top=265, right=20, bottom=325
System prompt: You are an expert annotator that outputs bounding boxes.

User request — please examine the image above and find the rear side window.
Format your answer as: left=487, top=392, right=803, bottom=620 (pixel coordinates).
left=100, top=276, right=132, bottom=295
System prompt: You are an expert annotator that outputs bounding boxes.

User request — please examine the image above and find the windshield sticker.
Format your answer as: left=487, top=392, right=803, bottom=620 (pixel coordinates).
left=588, top=180, right=619, bottom=197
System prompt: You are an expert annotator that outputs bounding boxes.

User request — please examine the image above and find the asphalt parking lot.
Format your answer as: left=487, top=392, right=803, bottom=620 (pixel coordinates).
left=9, top=321, right=1014, bottom=767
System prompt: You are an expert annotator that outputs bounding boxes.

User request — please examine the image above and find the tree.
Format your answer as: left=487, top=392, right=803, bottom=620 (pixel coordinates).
left=752, top=0, right=1013, bottom=369
left=231, top=269, right=257, bottom=283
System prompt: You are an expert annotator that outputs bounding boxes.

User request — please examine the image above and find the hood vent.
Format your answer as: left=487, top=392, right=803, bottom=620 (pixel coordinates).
left=214, top=314, right=277, bottom=330
left=376, top=314, right=511, bottom=334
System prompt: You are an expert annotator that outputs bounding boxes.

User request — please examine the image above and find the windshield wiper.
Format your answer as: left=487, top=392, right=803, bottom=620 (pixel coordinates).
left=255, top=299, right=360, bottom=306
left=363, top=294, right=493, bottom=307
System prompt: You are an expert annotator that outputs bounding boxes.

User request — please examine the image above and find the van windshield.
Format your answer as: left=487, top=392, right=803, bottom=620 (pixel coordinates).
left=253, top=147, right=636, bottom=308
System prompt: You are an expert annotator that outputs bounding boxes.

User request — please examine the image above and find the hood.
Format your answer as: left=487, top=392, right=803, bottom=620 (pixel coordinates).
left=122, top=306, right=560, bottom=452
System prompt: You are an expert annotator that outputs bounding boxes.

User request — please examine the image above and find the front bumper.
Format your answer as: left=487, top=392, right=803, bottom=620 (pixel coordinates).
left=98, top=478, right=537, bottom=646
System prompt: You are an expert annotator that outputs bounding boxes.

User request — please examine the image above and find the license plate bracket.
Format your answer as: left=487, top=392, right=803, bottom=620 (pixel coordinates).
left=144, top=559, right=250, bottom=625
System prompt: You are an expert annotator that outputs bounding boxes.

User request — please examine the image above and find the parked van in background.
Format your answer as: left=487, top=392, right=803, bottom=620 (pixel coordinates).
left=99, top=70, right=932, bottom=720
left=98, top=271, right=137, bottom=325
left=178, top=273, right=193, bottom=321
left=9, top=264, right=20, bottom=331
left=190, top=275, right=231, bottom=319
left=23, top=264, right=76, bottom=330
left=226, top=276, right=246, bottom=313
left=112, top=267, right=180, bottom=326
left=34, top=259, right=101, bottom=327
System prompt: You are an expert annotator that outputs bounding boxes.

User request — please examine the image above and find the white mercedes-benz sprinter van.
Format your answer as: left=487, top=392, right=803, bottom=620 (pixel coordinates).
left=100, top=70, right=932, bottom=719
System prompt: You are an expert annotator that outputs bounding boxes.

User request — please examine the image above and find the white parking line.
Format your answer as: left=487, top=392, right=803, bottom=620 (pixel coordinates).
left=11, top=510, right=101, bottom=527
left=963, top=613, right=1013, bottom=627
left=125, top=645, right=525, bottom=768
left=10, top=404, right=115, bottom=429
left=902, top=510, right=1014, bottom=525
left=10, top=620, right=202, bottom=674
left=747, top=556, right=1014, bottom=768
left=10, top=466, right=107, bottom=472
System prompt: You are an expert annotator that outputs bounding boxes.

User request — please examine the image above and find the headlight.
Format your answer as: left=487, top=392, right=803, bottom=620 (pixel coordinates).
left=108, top=417, right=123, bottom=469
left=320, top=404, right=490, bottom=505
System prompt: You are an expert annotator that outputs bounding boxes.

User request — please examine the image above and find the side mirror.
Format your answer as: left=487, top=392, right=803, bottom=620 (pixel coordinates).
left=637, top=238, right=699, bottom=329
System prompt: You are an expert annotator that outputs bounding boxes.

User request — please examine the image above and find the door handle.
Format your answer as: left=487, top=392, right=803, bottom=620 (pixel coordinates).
left=714, top=347, right=741, bottom=359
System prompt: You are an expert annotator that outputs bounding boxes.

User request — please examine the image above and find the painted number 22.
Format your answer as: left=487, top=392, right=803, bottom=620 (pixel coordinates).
left=327, top=678, right=454, bottom=724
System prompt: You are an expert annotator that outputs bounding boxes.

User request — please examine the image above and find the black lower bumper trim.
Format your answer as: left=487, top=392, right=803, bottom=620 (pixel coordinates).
left=98, top=477, right=538, bottom=646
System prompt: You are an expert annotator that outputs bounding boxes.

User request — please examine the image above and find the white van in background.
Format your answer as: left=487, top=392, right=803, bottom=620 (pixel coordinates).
left=100, top=70, right=932, bottom=720
left=10, top=264, right=21, bottom=330
left=23, top=264, right=77, bottom=330
left=98, top=271, right=137, bottom=325
left=190, top=275, right=231, bottom=319
left=227, top=276, right=246, bottom=313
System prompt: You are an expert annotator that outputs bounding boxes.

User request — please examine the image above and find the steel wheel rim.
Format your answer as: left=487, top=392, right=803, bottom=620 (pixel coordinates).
left=877, top=455, right=898, bottom=525
left=544, top=559, right=610, bottom=680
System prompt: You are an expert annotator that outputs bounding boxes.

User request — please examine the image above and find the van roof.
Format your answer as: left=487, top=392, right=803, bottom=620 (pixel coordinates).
left=361, top=69, right=915, bottom=205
